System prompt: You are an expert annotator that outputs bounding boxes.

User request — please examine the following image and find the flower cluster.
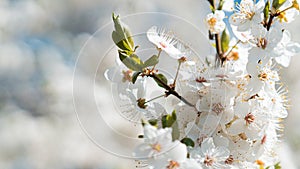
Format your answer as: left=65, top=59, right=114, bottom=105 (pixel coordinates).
left=106, top=0, right=300, bottom=168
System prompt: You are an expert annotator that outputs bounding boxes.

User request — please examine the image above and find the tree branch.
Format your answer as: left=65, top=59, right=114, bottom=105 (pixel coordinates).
left=148, top=73, right=195, bottom=107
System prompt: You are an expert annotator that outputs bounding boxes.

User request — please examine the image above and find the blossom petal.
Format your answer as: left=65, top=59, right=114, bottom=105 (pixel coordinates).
left=227, top=119, right=245, bottom=135
left=275, top=54, right=291, bottom=67
left=201, top=137, right=215, bottom=154
left=167, top=141, right=187, bottom=162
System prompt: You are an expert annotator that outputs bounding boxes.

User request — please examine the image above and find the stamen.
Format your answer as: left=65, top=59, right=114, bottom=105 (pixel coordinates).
left=122, top=70, right=133, bottom=82
left=225, top=155, right=234, bottom=165
left=167, top=160, right=180, bottom=169
left=159, top=42, right=167, bottom=48
left=151, top=143, right=161, bottom=152
left=212, top=103, right=224, bottom=115
left=195, top=77, right=207, bottom=83
left=208, top=17, right=217, bottom=27
left=261, top=135, right=267, bottom=144
left=244, top=113, right=255, bottom=125
left=204, top=155, right=214, bottom=166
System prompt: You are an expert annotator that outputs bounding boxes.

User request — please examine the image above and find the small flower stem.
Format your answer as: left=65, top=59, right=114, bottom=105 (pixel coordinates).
left=266, top=4, right=295, bottom=31
left=151, top=49, right=162, bottom=71
left=215, top=34, right=224, bottom=62
left=172, top=61, right=182, bottom=88
left=210, top=0, right=224, bottom=64
left=145, top=94, right=165, bottom=103
left=223, top=40, right=241, bottom=59
left=279, top=5, right=294, bottom=14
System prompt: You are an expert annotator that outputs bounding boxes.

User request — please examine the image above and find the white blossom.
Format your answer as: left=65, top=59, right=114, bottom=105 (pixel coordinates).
left=205, top=10, right=226, bottom=34
left=191, top=137, right=230, bottom=169
left=230, top=0, right=264, bottom=32
left=147, top=26, right=182, bottom=58
left=134, top=125, right=174, bottom=158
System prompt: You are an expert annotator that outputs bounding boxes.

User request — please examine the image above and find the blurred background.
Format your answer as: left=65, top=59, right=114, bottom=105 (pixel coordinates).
left=0, top=0, right=299, bottom=169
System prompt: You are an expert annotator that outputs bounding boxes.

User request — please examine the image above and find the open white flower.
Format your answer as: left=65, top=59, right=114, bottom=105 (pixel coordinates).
left=259, top=89, right=289, bottom=119
left=247, top=25, right=283, bottom=67
left=134, top=125, right=174, bottom=159
left=247, top=26, right=300, bottom=67
left=246, top=61, right=280, bottom=94
left=147, top=26, right=182, bottom=58
left=229, top=0, right=264, bottom=32
left=148, top=142, right=202, bottom=169
left=191, top=137, right=230, bottom=169
left=228, top=101, right=267, bottom=140
left=205, top=10, right=226, bottom=34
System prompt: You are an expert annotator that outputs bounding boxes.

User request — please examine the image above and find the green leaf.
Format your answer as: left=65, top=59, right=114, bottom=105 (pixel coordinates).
left=181, top=138, right=195, bottom=147
left=162, top=110, right=177, bottom=128
left=154, top=73, right=168, bottom=89
left=119, top=51, right=143, bottom=71
left=130, top=54, right=142, bottom=64
left=112, top=31, right=133, bottom=52
left=162, top=110, right=179, bottom=140
left=272, top=0, right=287, bottom=10
left=264, top=1, right=270, bottom=22
left=132, top=71, right=141, bottom=84
left=112, top=13, right=134, bottom=52
left=221, top=29, right=230, bottom=53
left=143, top=55, right=159, bottom=68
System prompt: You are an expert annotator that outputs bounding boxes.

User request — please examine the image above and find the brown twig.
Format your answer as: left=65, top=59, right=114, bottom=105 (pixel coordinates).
left=148, top=73, right=194, bottom=107
left=266, top=14, right=275, bottom=31
left=215, top=34, right=224, bottom=63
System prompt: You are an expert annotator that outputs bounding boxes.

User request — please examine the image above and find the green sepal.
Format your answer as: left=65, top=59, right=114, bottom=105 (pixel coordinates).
left=132, top=71, right=141, bottom=84
left=143, top=55, right=159, bottom=67
left=154, top=73, right=168, bottom=89
left=141, top=119, right=146, bottom=127
left=221, top=29, right=230, bottom=53
left=112, top=13, right=134, bottom=52
left=264, top=0, right=270, bottom=22
left=148, top=119, right=158, bottom=127
left=274, top=162, right=281, bottom=169
left=181, top=137, right=195, bottom=147
left=207, top=0, right=214, bottom=7
left=218, top=0, right=225, bottom=10
left=272, top=0, right=287, bottom=10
